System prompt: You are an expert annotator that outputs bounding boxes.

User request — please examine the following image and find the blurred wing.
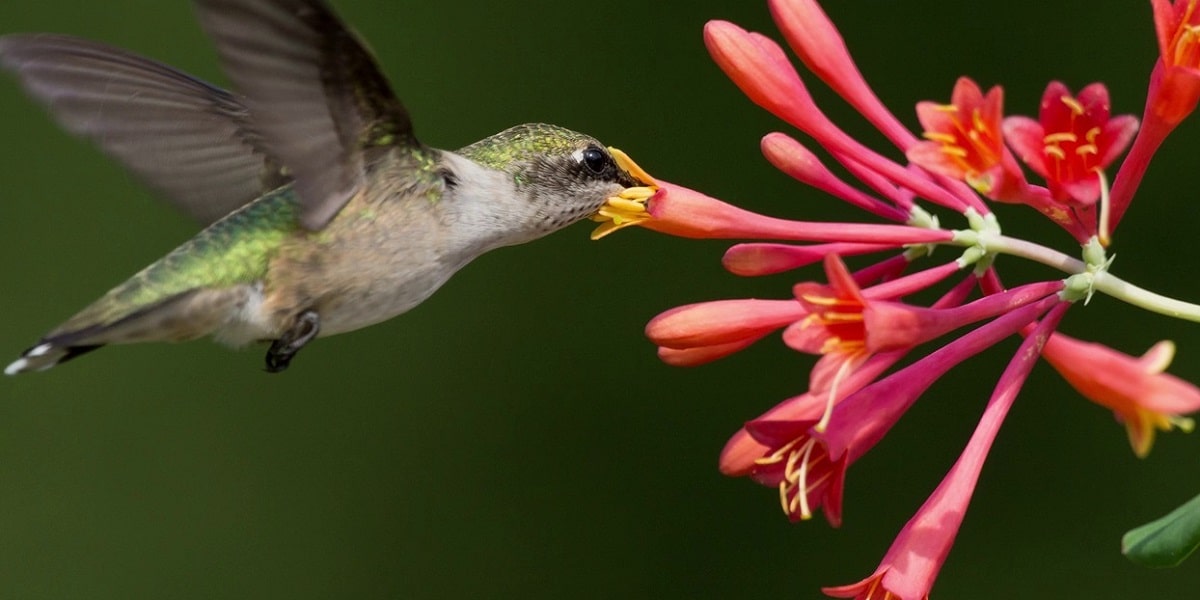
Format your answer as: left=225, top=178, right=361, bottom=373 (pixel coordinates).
left=194, top=0, right=417, bottom=231
left=0, top=34, right=288, bottom=225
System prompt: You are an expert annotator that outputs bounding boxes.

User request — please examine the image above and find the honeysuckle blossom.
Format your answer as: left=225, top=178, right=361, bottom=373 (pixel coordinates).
left=825, top=304, right=1070, bottom=600
left=1003, top=82, right=1138, bottom=206
left=1042, top=335, right=1200, bottom=457
left=907, top=78, right=1027, bottom=200
left=589, top=0, right=1200, bottom=596
left=1110, top=0, right=1200, bottom=230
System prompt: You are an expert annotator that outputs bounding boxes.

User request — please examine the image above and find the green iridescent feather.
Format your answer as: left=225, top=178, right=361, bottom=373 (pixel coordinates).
left=55, top=187, right=302, bottom=332
left=458, top=123, right=594, bottom=172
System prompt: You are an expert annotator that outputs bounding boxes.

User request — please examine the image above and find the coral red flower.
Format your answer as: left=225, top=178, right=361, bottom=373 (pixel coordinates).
left=1003, top=82, right=1137, bottom=205
left=645, top=298, right=807, bottom=367
left=1151, top=0, right=1200, bottom=126
left=1042, top=334, right=1200, bottom=457
left=1110, top=0, right=1200, bottom=229
left=907, top=78, right=1026, bottom=199
left=825, top=304, right=1069, bottom=600
left=594, top=180, right=954, bottom=245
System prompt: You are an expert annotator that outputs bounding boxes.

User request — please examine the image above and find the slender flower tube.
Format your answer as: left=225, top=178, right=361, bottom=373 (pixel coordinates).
left=703, top=20, right=986, bottom=214
left=816, top=294, right=1063, bottom=479
left=824, top=304, right=1070, bottom=600
left=645, top=298, right=807, bottom=366
left=760, top=132, right=911, bottom=219
left=744, top=294, right=1062, bottom=525
left=719, top=274, right=980, bottom=481
left=766, top=0, right=916, bottom=150
left=599, top=180, right=953, bottom=244
left=744, top=287, right=1062, bottom=525
left=721, top=241, right=897, bottom=277
left=1110, top=0, right=1200, bottom=229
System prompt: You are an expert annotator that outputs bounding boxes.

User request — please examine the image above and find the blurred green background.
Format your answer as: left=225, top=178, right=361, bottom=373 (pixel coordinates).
left=0, top=0, right=1197, bottom=597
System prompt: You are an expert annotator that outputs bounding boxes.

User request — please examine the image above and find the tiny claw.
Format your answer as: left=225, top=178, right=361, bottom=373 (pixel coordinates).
left=264, top=310, right=320, bottom=373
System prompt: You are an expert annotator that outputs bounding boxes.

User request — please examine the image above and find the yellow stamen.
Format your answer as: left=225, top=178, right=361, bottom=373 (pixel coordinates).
left=971, top=108, right=988, bottom=131
left=938, top=145, right=969, bottom=159
left=755, top=437, right=803, bottom=467
left=798, top=293, right=861, bottom=308
left=1043, top=132, right=1077, bottom=144
left=1060, top=94, right=1085, bottom=115
left=590, top=148, right=659, bottom=240
left=815, top=357, right=856, bottom=433
left=922, top=131, right=957, bottom=144
left=820, top=311, right=865, bottom=324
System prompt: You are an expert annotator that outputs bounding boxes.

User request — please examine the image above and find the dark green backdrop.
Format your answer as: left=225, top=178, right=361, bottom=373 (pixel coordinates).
left=1, top=1, right=1197, bottom=598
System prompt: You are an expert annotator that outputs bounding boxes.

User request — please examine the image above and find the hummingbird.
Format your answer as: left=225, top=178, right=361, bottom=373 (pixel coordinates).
left=1, top=0, right=655, bottom=375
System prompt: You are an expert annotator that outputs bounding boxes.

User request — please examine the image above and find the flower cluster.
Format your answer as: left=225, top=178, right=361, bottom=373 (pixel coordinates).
left=594, top=0, right=1200, bottom=597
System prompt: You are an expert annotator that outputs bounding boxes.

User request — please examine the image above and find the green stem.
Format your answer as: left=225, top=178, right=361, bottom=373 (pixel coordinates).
left=951, top=232, right=1200, bottom=323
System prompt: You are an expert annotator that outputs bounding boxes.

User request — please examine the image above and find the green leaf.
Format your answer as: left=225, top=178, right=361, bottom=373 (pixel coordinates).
left=1122, top=492, right=1200, bottom=568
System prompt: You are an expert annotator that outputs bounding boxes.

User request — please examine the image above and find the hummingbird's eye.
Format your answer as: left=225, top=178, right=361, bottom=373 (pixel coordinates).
left=579, top=146, right=612, bottom=176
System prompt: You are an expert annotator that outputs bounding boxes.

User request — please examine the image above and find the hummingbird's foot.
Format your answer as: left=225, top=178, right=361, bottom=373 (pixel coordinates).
left=265, top=310, right=321, bottom=373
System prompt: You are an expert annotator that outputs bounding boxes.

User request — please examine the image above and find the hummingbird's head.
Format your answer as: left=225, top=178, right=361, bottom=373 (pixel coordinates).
left=457, top=123, right=655, bottom=241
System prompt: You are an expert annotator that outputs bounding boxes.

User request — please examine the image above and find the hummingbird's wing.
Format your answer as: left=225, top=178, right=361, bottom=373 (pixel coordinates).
left=193, top=0, right=418, bottom=231
left=0, top=34, right=289, bottom=225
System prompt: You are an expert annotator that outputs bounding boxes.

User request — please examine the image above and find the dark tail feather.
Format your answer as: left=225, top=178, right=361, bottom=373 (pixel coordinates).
left=5, top=341, right=104, bottom=375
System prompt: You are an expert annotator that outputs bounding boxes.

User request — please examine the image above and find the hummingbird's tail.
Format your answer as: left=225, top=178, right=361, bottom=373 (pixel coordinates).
left=4, top=341, right=102, bottom=375
left=5, top=286, right=263, bottom=375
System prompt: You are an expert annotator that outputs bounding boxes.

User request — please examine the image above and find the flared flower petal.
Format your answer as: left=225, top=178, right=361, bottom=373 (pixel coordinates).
left=785, top=254, right=869, bottom=357
left=1151, top=0, right=1200, bottom=126
left=1042, top=334, right=1200, bottom=457
left=907, top=77, right=1026, bottom=198
left=1002, top=82, right=1137, bottom=206
left=729, top=352, right=903, bottom=524
left=1111, top=1, right=1200, bottom=230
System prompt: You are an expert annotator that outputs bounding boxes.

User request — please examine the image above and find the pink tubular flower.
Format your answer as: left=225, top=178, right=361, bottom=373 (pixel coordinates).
left=907, top=78, right=1027, bottom=200
left=645, top=299, right=807, bottom=367
left=825, top=304, right=1069, bottom=600
left=628, top=181, right=953, bottom=245
left=815, top=294, right=1062, bottom=476
left=760, top=132, right=912, bottom=220
left=592, top=0, right=1200, bottom=595
left=1042, top=334, right=1200, bottom=457
left=720, top=274, right=980, bottom=484
left=766, top=0, right=916, bottom=150
left=739, top=352, right=904, bottom=525
left=1151, top=0, right=1200, bottom=126
left=1110, top=0, right=1200, bottom=230
left=721, top=242, right=896, bottom=277
left=702, top=19, right=984, bottom=215
left=783, top=256, right=1062, bottom=367
left=747, top=293, right=1063, bottom=525
left=1003, top=82, right=1137, bottom=206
